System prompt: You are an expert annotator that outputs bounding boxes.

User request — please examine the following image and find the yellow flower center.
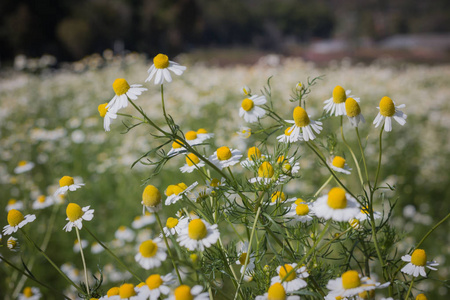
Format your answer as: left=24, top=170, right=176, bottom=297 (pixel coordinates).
left=279, top=264, right=296, bottom=282
left=174, top=285, right=193, bottom=300
left=379, top=96, right=396, bottom=117
left=267, top=282, right=286, bottom=300
left=239, top=252, right=248, bottom=265
left=107, top=287, right=120, bottom=297
left=142, top=185, right=161, bottom=207
left=282, top=162, right=292, bottom=173
left=345, top=98, right=360, bottom=117
left=327, top=187, right=347, bottom=209
left=18, top=161, right=28, bottom=166
left=7, top=209, right=24, bottom=226
left=190, top=253, right=198, bottom=263
left=186, top=153, right=200, bottom=166
left=139, top=240, right=158, bottom=258
left=59, top=176, right=74, bottom=187
left=276, top=156, right=285, bottom=164
left=146, top=274, right=163, bottom=289
left=188, top=219, right=207, bottom=240
left=8, top=199, right=16, bottom=205
left=295, top=198, right=304, bottom=205
left=349, top=219, right=360, bottom=229
left=258, top=162, right=274, bottom=178
left=197, top=128, right=208, bottom=134
left=341, top=270, right=361, bottom=289
left=411, top=249, right=427, bottom=266
left=217, top=146, right=232, bottom=161
left=112, top=78, right=130, bottom=96
left=66, top=203, right=84, bottom=222
left=119, top=283, right=136, bottom=298
left=240, top=127, right=251, bottom=138
left=333, top=86, right=347, bottom=103
left=185, top=131, right=198, bottom=141
left=332, top=156, right=346, bottom=168
left=23, top=287, right=33, bottom=297
left=247, top=147, right=261, bottom=161
left=241, top=98, right=254, bottom=111
left=153, top=54, right=169, bottom=69
left=296, top=203, right=309, bottom=216
left=210, top=178, right=220, bottom=187
left=37, top=195, right=46, bottom=203
left=172, top=140, right=183, bottom=149
left=271, top=191, right=286, bottom=203
left=98, top=103, right=108, bottom=118
left=416, top=294, right=428, bottom=300
left=358, top=289, right=375, bottom=299
left=118, top=226, right=126, bottom=231
left=8, top=238, right=17, bottom=248
left=166, top=217, right=179, bottom=229
left=293, top=106, right=310, bottom=127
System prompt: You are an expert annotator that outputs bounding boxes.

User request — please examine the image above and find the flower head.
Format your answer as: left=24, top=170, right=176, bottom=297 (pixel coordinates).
left=63, top=203, right=94, bottom=232
left=239, top=94, right=267, bottom=123
left=209, top=147, right=242, bottom=170
left=6, top=198, right=23, bottom=211
left=18, top=286, right=42, bottom=300
left=328, top=156, right=352, bottom=175
left=54, top=176, right=84, bottom=196
left=324, top=86, right=359, bottom=117
left=7, top=236, right=20, bottom=252
left=255, top=282, right=301, bottom=300
left=312, top=188, right=360, bottom=222
left=3, top=209, right=36, bottom=235
left=401, top=249, right=439, bottom=277
left=146, top=53, right=186, bottom=85
left=165, top=182, right=198, bottom=205
left=132, top=212, right=156, bottom=229
left=139, top=273, right=175, bottom=300
left=14, top=160, right=35, bottom=174
left=167, top=285, right=209, bottom=300
left=286, top=106, right=323, bottom=142
left=373, top=96, right=407, bottom=132
left=286, top=200, right=314, bottom=223
left=177, top=219, right=220, bottom=251
left=135, top=238, right=167, bottom=270
left=98, top=103, right=118, bottom=132
left=345, top=97, right=365, bottom=127
left=270, top=263, right=309, bottom=292
left=142, top=185, right=162, bottom=212
left=163, top=216, right=188, bottom=236
left=326, top=270, right=381, bottom=298
left=180, top=153, right=206, bottom=173
left=106, top=78, right=147, bottom=112
left=32, top=195, right=54, bottom=210
left=236, top=126, right=252, bottom=139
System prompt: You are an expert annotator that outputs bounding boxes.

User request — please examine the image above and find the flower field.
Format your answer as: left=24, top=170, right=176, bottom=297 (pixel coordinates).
left=0, top=53, right=449, bottom=300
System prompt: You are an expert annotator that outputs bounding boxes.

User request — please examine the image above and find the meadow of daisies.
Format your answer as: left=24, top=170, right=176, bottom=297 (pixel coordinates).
left=1, top=53, right=449, bottom=300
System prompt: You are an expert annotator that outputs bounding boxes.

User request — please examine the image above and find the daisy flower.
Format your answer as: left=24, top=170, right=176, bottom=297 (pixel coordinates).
left=73, top=239, right=88, bottom=253
left=167, top=285, right=209, bottom=300
left=14, top=160, right=35, bottom=174
left=180, top=153, right=205, bottom=173
left=32, top=195, right=54, bottom=210
left=145, top=53, right=186, bottom=85
left=269, top=191, right=288, bottom=206
left=167, top=139, right=188, bottom=157
left=196, top=128, right=214, bottom=141
left=139, top=273, right=175, bottom=300
left=239, top=94, right=267, bottom=123
left=312, top=187, right=360, bottom=222
left=373, top=96, right=407, bottom=132
left=236, top=126, right=251, bottom=138
left=277, top=155, right=300, bottom=176
left=401, top=249, right=439, bottom=277
left=3, top=209, right=36, bottom=235
left=326, top=270, right=382, bottom=298
left=205, top=177, right=226, bottom=194
left=177, top=219, right=220, bottom=251
left=162, top=216, right=188, bottom=236
left=135, top=238, right=167, bottom=270
left=91, top=241, right=104, bottom=254
left=235, top=241, right=255, bottom=274
left=286, top=106, right=323, bottom=142
left=249, top=161, right=276, bottom=185
left=54, top=176, right=84, bottom=196
left=415, top=294, right=428, bottom=300
left=63, top=203, right=94, bottom=232
left=106, top=78, right=147, bottom=111
left=189, top=187, right=211, bottom=203
left=7, top=236, right=20, bottom=251
left=241, top=146, right=264, bottom=168
left=328, top=156, right=352, bottom=175
left=132, top=212, right=156, bottom=229
left=105, top=283, right=141, bottom=300
left=324, top=86, right=359, bottom=117
left=165, top=182, right=198, bottom=205
left=345, top=97, right=365, bottom=127
left=6, top=199, right=24, bottom=211
left=277, top=126, right=298, bottom=143
left=184, top=130, right=209, bottom=146
left=255, top=282, right=300, bottom=300
left=286, top=200, right=314, bottom=223
left=354, top=206, right=382, bottom=222
left=142, top=185, right=162, bottom=213
left=18, top=287, right=42, bottom=300
left=115, top=226, right=135, bottom=242
left=98, top=103, right=118, bottom=132
left=209, top=146, right=242, bottom=170
left=270, top=263, right=309, bottom=292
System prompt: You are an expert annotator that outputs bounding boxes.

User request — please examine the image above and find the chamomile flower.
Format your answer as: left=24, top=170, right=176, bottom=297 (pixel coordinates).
left=255, top=283, right=300, bottom=300
left=162, top=216, right=188, bottom=236
left=3, top=209, right=36, bottom=235
left=132, top=212, right=156, bottom=229
left=373, top=96, right=407, bottom=132
left=167, top=285, right=209, bottom=300
left=205, top=177, right=226, bottom=193
left=167, top=139, right=188, bottom=157
left=354, top=206, right=382, bottom=222
left=249, top=161, right=275, bottom=185
left=345, top=97, right=365, bottom=127
left=286, top=106, right=323, bottom=142
left=326, top=270, right=380, bottom=298
left=142, top=185, right=162, bottom=213
left=165, top=182, right=198, bottom=205
left=401, top=249, right=439, bottom=277
left=32, top=195, right=54, bottom=210
left=54, top=176, right=84, bottom=196
left=313, top=188, right=360, bottom=222
left=184, top=130, right=208, bottom=146
left=14, top=160, right=35, bottom=174
left=277, top=127, right=298, bottom=143
left=73, top=239, right=88, bottom=253
left=286, top=200, right=314, bottom=223
left=115, top=226, right=135, bottom=242
left=63, top=203, right=94, bottom=232
left=415, top=294, right=428, bottom=300
left=106, top=78, right=147, bottom=111
left=145, top=53, right=186, bottom=85
left=195, top=128, right=214, bottom=141
left=324, top=86, right=359, bottom=117
left=239, top=94, right=267, bottom=123
left=91, top=242, right=104, bottom=254
left=98, top=103, right=118, bottom=132
left=277, top=155, right=300, bottom=176
left=139, top=273, right=175, bottom=300
left=7, top=236, right=20, bottom=251
left=236, top=126, right=251, bottom=138
left=180, top=153, right=205, bottom=173
left=241, top=146, right=263, bottom=168
left=135, top=238, right=167, bottom=270
left=235, top=241, right=255, bottom=274
left=18, top=287, right=42, bottom=300
left=6, top=199, right=23, bottom=211
left=209, top=146, right=242, bottom=170
left=189, top=187, right=211, bottom=203
left=270, top=263, right=308, bottom=292
left=269, top=191, right=288, bottom=206
left=106, top=283, right=141, bottom=300
left=328, top=156, right=352, bottom=175
left=177, top=219, right=220, bottom=251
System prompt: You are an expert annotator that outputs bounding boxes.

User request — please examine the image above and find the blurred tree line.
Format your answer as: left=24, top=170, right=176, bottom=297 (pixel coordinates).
left=0, top=0, right=449, bottom=62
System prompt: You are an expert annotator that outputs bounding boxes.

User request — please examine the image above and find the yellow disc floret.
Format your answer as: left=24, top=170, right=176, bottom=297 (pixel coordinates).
left=296, top=203, right=309, bottom=216
left=98, top=103, right=108, bottom=117
left=217, top=146, right=232, bottom=161
left=379, top=96, right=396, bottom=117
left=327, top=187, right=347, bottom=209
left=153, top=54, right=170, bottom=69
left=186, top=154, right=200, bottom=166
left=119, top=283, right=136, bottom=298
left=188, top=219, right=207, bottom=240
left=59, top=176, right=74, bottom=187
left=174, top=285, right=193, bottom=300
left=139, top=240, right=158, bottom=258
left=247, top=147, right=261, bottom=161
left=112, top=78, right=130, bottom=96
left=185, top=131, right=198, bottom=141
left=210, top=178, right=220, bottom=187
left=142, top=185, right=161, bottom=207
left=8, top=238, right=18, bottom=249
left=197, top=128, right=208, bottom=134
left=416, top=294, right=428, bottom=300
left=8, top=199, right=16, bottom=205
left=411, top=249, right=427, bottom=266
left=271, top=191, right=286, bottom=203
left=333, top=86, right=347, bottom=103
left=258, top=162, right=274, bottom=178
left=37, top=195, right=46, bottom=203
left=241, top=98, right=254, bottom=111
left=172, top=140, right=183, bottom=149
left=8, top=209, right=25, bottom=227
left=166, top=217, right=179, bottom=229
left=349, top=219, right=361, bottom=230
left=295, top=198, right=304, bottom=205
left=18, top=161, right=28, bottom=166
left=293, top=106, right=310, bottom=127
left=279, top=264, right=296, bottom=282
left=345, top=97, right=361, bottom=117
left=239, top=252, right=248, bottom=265
left=23, top=287, right=33, bottom=297
left=332, top=156, right=346, bottom=168
left=358, top=289, right=375, bottom=299
left=146, top=274, right=163, bottom=290
left=342, top=270, right=361, bottom=289
left=267, top=282, right=286, bottom=300
left=66, top=203, right=84, bottom=222
left=107, top=287, right=120, bottom=296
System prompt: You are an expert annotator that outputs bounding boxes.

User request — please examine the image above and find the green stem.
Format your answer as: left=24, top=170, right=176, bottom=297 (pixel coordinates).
left=117, top=113, right=146, bottom=123
left=373, top=125, right=384, bottom=190
left=75, top=227, right=90, bottom=296
left=355, top=127, right=370, bottom=187
left=340, top=116, right=364, bottom=188
left=404, top=277, right=415, bottom=300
